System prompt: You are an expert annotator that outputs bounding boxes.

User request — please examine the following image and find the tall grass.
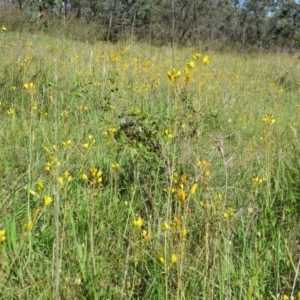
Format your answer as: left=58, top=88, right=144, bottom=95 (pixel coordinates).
left=1, top=28, right=300, bottom=299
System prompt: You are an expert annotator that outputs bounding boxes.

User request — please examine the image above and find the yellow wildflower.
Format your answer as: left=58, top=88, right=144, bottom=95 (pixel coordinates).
left=142, top=230, right=152, bottom=239
left=173, top=216, right=181, bottom=228
left=52, top=145, right=58, bottom=152
left=64, top=171, right=72, bottom=182
left=96, top=170, right=102, bottom=178
left=161, top=221, right=171, bottom=231
left=77, top=105, right=88, bottom=112
left=23, top=82, right=36, bottom=90
left=45, top=162, right=52, bottom=171
left=165, top=129, right=173, bottom=139
left=43, top=146, right=51, bottom=154
left=178, top=190, right=186, bottom=204
left=215, top=193, right=222, bottom=201
left=187, top=61, right=194, bottom=69
left=167, top=68, right=181, bottom=84
left=183, top=68, right=191, bottom=84
left=32, top=208, right=39, bottom=219
left=252, top=177, right=263, bottom=185
left=7, top=108, right=15, bottom=116
left=262, top=113, right=275, bottom=125
left=203, top=56, right=210, bottom=64
left=157, top=254, right=164, bottom=263
left=197, top=160, right=211, bottom=169
left=0, top=230, right=6, bottom=242
left=62, top=140, right=73, bottom=147
left=193, top=53, right=200, bottom=60
left=29, top=189, right=36, bottom=196
left=89, top=167, right=96, bottom=177
left=171, top=254, right=178, bottom=264
left=82, top=173, right=88, bottom=182
left=58, top=177, right=64, bottom=185
left=190, top=183, right=198, bottom=195
left=108, top=127, right=116, bottom=133
left=61, top=110, right=69, bottom=118
left=181, top=229, right=187, bottom=238
left=181, top=175, right=187, bottom=186
left=44, top=196, right=53, bottom=206
left=1, top=25, right=7, bottom=32
left=204, top=171, right=211, bottom=178
left=112, top=163, right=121, bottom=170
left=26, top=221, right=34, bottom=231
left=173, top=172, right=178, bottom=184
left=224, top=207, right=234, bottom=219
left=133, top=217, right=144, bottom=229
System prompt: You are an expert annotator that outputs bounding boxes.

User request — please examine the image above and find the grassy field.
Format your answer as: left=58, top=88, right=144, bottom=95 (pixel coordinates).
left=1, top=26, right=300, bottom=299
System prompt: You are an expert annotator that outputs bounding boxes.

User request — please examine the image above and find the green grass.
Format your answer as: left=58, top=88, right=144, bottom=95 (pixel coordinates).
left=1, top=28, right=300, bottom=300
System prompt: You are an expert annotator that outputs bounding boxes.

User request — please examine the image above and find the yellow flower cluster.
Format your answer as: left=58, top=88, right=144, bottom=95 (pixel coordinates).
left=23, top=82, right=36, bottom=90
left=156, top=253, right=178, bottom=264
left=77, top=105, right=88, bottom=113
left=193, top=53, right=201, bottom=60
left=82, top=166, right=103, bottom=187
left=224, top=207, right=234, bottom=219
left=161, top=216, right=187, bottom=238
left=167, top=68, right=181, bottom=84
left=43, top=145, right=61, bottom=172
left=197, top=160, right=211, bottom=179
left=90, top=167, right=102, bottom=181
left=165, top=173, right=198, bottom=205
left=58, top=171, right=73, bottom=186
left=133, top=216, right=144, bottom=229
left=82, top=134, right=96, bottom=149
left=62, top=140, right=73, bottom=147
left=161, top=221, right=171, bottom=231
left=252, top=177, right=263, bottom=185
left=133, top=217, right=152, bottom=240
left=165, top=129, right=173, bottom=139
left=133, top=213, right=187, bottom=267
left=262, top=113, right=275, bottom=125
left=28, top=178, right=54, bottom=209
left=37, top=179, right=44, bottom=194
left=167, top=53, right=210, bottom=85
left=7, top=108, right=15, bottom=116
left=112, top=163, right=121, bottom=171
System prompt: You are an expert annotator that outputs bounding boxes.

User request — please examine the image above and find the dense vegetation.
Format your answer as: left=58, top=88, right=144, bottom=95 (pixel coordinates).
left=2, top=3, right=300, bottom=299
